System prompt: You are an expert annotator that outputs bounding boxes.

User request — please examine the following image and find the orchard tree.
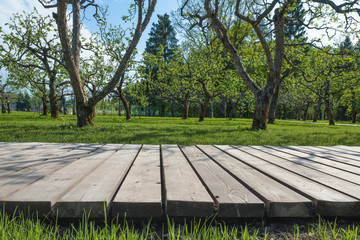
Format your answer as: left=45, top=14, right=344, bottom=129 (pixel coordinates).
left=0, top=9, right=66, bottom=118
left=181, top=0, right=360, bottom=129
left=146, top=48, right=197, bottom=119
left=143, top=13, right=178, bottom=116
left=0, top=76, right=14, bottom=114
left=38, top=0, right=157, bottom=127
left=7, top=65, right=49, bottom=115
left=111, top=73, right=133, bottom=120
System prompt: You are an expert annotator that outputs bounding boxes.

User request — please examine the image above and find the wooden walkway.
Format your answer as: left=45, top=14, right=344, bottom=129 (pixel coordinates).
left=0, top=142, right=359, bottom=219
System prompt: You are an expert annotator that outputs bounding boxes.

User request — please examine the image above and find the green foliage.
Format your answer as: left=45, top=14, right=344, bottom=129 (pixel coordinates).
left=15, top=92, right=31, bottom=112
left=285, top=2, right=307, bottom=43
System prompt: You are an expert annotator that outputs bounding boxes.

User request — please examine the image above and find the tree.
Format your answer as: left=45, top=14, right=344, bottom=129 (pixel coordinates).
left=111, top=73, right=132, bottom=120
left=268, top=2, right=308, bottom=124
left=16, top=91, right=31, bottom=112
left=8, top=66, right=49, bottom=115
left=0, top=77, right=14, bottom=114
left=0, top=9, right=66, bottom=118
left=284, top=2, right=307, bottom=43
left=182, top=0, right=360, bottom=129
left=38, top=0, right=157, bottom=127
left=144, top=13, right=178, bottom=116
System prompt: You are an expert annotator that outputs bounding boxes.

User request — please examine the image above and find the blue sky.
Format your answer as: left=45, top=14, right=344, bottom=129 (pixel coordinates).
left=81, top=0, right=181, bottom=55
left=0, top=0, right=181, bottom=62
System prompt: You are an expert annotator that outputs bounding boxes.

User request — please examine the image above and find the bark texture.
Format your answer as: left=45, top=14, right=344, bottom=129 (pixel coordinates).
left=313, top=98, right=322, bottom=122
left=253, top=89, right=273, bottom=130
left=324, top=80, right=335, bottom=125
left=199, top=99, right=210, bottom=122
left=49, top=74, right=59, bottom=118
left=120, top=91, right=131, bottom=120
left=268, top=84, right=280, bottom=124
left=42, top=95, right=48, bottom=115
left=183, top=100, right=190, bottom=119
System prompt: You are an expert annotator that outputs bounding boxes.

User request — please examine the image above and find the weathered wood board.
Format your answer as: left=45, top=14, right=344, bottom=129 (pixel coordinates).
left=1, top=144, right=117, bottom=216
left=231, top=145, right=360, bottom=216
left=183, top=145, right=265, bottom=217
left=256, top=146, right=360, bottom=185
left=162, top=145, right=215, bottom=217
left=213, top=145, right=312, bottom=217
left=54, top=144, right=140, bottom=218
left=0, top=142, right=45, bottom=156
left=287, top=146, right=360, bottom=168
left=0, top=144, right=102, bottom=199
left=1, top=142, right=359, bottom=219
left=112, top=145, right=162, bottom=218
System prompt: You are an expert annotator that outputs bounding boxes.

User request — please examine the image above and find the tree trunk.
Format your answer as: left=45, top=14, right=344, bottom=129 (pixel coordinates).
left=62, top=97, right=67, bottom=114
left=6, top=102, right=10, bottom=113
left=160, top=103, right=165, bottom=117
left=42, top=95, right=48, bottom=116
left=352, top=93, right=357, bottom=123
left=183, top=100, right=190, bottom=119
left=120, top=91, right=131, bottom=120
left=252, top=89, right=272, bottom=130
left=324, top=80, right=335, bottom=125
left=76, top=103, right=95, bottom=127
left=302, top=102, right=310, bottom=121
left=1, top=104, right=5, bottom=113
left=210, top=101, right=214, bottom=118
left=118, top=100, right=122, bottom=116
left=313, top=98, right=322, bottom=122
left=223, top=99, right=227, bottom=118
left=199, top=99, right=210, bottom=122
left=229, top=97, right=241, bottom=120
left=170, top=101, right=175, bottom=117
left=49, top=74, right=59, bottom=118
left=268, top=84, right=280, bottom=124
left=352, top=108, right=357, bottom=123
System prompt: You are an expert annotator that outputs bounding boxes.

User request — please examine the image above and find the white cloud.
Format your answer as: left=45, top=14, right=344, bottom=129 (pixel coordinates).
left=0, top=0, right=54, bottom=28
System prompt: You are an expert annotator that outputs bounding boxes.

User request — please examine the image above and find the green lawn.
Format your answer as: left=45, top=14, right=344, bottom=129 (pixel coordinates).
left=1, top=112, right=360, bottom=239
left=0, top=111, right=359, bottom=146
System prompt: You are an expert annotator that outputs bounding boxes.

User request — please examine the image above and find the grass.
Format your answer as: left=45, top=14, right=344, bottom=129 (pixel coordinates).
left=0, top=111, right=359, bottom=146
left=1, top=111, right=360, bottom=239
left=0, top=209, right=359, bottom=239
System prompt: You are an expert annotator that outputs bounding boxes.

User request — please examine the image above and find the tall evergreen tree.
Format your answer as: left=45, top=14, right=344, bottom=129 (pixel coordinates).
left=145, top=14, right=178, bottom=62
left=143, top=14, right=178, bottom=116
left=340, top=36, right=353, bottom=53
left=285, top=2, right=307, bottom=42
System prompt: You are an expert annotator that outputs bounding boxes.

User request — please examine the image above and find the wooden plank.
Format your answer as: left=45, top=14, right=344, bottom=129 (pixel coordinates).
left=1, top=144, right=119, bottom=216
left=112, top=145, right=162, bottom=218
left=332, top=146, right=360, bottom=154
left=259, top=146, right=360, bottom=185
left=209, top=145, right=312, bottom=217
left=315, top=146, right=360, bottom=160
left=193, top=146, right=266, bottom=217
left=0, top=144, right=102, bottom=199
left=180, top=145, right=264, bottom=217
left=162, top=145, right=215, bottom=217
left=270, top=146, right=360, bottom=175
left=230, top=146, right=360, bottom=216
left=0, top=142, right=45, bottom=156
left=287, top=146, right=360, bottom=167
left=54, top=144, right=140, bottom=218
left=0, top=144, right=79, bottom=173
left=0, top=144, right=63, bottom=164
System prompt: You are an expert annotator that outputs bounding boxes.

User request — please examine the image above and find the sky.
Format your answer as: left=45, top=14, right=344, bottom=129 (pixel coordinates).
left=0, top=0, right=181, bottom=65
